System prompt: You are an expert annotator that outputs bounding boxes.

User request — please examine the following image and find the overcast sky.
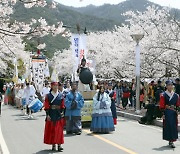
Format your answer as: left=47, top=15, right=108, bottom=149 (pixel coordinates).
left=54, top=0, right=180, bottom=9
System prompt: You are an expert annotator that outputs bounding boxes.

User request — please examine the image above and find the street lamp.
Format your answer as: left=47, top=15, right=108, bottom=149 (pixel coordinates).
left=131, top=34, right=144, bottom=114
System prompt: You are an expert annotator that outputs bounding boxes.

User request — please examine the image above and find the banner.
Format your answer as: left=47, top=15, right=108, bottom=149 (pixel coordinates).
left=79, top=34, right=87, bottom=62
left=71, top=34, right=87, bottom=71
left=32, top=59, right=46, bottom=91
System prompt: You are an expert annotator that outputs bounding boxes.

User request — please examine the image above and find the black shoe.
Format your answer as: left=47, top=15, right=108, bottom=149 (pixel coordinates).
left=169, top=142, right=175, bottom=148
left=75, top=132, right=81, bottom=135
left=52, top=145, right=56, bottom=151
left=58, top=145, right=63, bottom=152
left=66, top=131, right=72, bottom=134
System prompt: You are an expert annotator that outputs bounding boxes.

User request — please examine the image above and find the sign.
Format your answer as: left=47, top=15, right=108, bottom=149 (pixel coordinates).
left=32, top=59, right=46, bottom=91
left=81, top=100, right=93, bottom=122
left=71, top=34, right=87, bottom=71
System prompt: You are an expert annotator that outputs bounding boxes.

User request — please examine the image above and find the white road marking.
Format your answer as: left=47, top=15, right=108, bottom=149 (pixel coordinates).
left=0, top=123, right=10, bottom=154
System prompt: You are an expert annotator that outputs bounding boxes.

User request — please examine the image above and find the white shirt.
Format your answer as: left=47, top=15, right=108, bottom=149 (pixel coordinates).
left=24, top=85, right=36, bottom=104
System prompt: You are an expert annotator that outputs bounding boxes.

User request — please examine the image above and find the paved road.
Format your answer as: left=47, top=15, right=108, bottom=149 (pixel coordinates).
left=0, top=105, right=180, bottom=154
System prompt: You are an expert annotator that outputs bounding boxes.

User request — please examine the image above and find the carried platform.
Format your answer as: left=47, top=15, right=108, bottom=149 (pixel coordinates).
left=81, top=90, right=96, bottom=122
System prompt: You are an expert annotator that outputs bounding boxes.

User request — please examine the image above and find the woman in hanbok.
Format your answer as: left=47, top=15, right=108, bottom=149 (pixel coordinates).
left=159, top=80, right=180, bottom=148
left=44, top=81, right=65, bottom=151
left=90, top=86, right=115, bottom=133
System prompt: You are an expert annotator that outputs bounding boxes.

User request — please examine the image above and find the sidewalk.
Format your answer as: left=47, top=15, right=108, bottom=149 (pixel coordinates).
left=117, top=108, right=180, bottom=132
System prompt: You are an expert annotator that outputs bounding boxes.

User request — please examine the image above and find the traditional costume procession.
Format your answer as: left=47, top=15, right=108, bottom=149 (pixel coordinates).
left=0, top=27, right=180, bottom=153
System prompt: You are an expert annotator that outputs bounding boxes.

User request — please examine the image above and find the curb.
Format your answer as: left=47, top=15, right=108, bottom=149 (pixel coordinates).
left=117, top=111, right=180, bottom=132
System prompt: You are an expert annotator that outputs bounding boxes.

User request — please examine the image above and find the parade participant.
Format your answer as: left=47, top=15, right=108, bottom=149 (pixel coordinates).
left=23, top=82, right=36, bottom=119
left=40, top=82, right=50, bottom=102
left=65, top=82, right=84, bottom=135
left=44, top=81, right=65, bottom=152
left=106, top=83, right=117, bottom=125
left=90, top=86, right=115, bottom=133
left=58, top=82, right=64, bottom=94
left=15, top=84, right=21, bottom=108
left=159, top=80, right=180, bottom=148
left=16, top=84, right=25, bottom=111
left=63, top=81, right=71, bottom=96
left=77, top=58, right=91, bottom=92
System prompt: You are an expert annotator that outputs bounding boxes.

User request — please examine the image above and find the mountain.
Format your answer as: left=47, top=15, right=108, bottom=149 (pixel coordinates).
left=11, top=0, right=180, bottom=58
left=12, top=1, right=121, bottom=58
left=68, top=0, right=162, bottom=23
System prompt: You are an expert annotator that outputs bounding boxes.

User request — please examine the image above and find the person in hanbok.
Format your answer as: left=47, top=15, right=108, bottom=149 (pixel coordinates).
left=106, top=83, right=117, bottom=125
left=44, top=81, right=65, bottom=151
left=65, top=82, right=84, bottom=135
left=77, top=58, right=91, bottom=92
left=90, top=86, right=115, bottom=133
left=159, top=80, right=180, bottom=148
left=16, top=84, right=25, bottom=112
left=23, top=82, right=36, bottom=119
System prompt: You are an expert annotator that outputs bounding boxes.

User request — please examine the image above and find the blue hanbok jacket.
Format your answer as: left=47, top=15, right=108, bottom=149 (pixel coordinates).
left=65, top=91, right=84, bottom=119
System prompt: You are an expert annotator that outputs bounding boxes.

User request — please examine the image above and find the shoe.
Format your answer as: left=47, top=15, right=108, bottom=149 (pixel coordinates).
left=58, top=145, right=63, bottom=151
left=30, top=115, right=33, bottom=119
left=75, top=132, right=81, bottom=135
left=169, top=142, right=175, bottom=148
left=66, top=131, right=72, bottom=134
left=52, top=145, right=56, bottom=151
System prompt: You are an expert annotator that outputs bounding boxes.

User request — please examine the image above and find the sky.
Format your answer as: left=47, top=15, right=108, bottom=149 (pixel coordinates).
left=55, top=0, right=180, bottom=9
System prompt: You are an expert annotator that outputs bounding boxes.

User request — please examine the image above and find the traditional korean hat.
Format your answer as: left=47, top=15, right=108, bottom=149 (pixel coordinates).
left=51, top=80, right=58, bottom=86
left=165, top=80, right=173, bottom=85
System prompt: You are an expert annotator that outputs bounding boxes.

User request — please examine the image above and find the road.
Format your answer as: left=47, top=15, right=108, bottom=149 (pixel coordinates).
left=0, top=105, right=180, bottom=154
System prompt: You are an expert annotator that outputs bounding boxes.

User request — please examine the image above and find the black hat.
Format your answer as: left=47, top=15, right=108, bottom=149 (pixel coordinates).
left=175, top=78, right=180, bottom=82
left=81, top=57, right=86, bottom=63
left=165, top=80, right=173, bottom=85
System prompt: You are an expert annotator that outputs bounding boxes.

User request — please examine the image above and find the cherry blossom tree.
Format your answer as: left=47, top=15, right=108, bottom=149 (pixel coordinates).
left=53, top=6, right=180, bottom=79
left=0, top=0, right=67, bottom=76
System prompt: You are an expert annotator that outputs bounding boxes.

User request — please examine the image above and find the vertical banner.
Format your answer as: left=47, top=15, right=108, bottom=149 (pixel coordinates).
left=71, top=34, right=87, bottom=81
left=32, top=58, right=46, bottom=91
left=71, top=34, right=87, bottom=70
left=79, top=34, right=87, bottom=63
left=71, top=34, right=80, bottom=72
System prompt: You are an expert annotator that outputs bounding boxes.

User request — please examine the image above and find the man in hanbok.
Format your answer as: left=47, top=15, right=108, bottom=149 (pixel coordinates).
left=159, top=80, right=180, bottom=148
left=44, top=81, right=65, bottom=151
left=65, top=82, right=84, bottom=135
left=77, top=58, right=91, bottom=92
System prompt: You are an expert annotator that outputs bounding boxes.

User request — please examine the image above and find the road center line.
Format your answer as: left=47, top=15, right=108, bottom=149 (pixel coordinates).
left=83, top=129, right=137, bottom=154
left=0, top=123, right=10, bottom=154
